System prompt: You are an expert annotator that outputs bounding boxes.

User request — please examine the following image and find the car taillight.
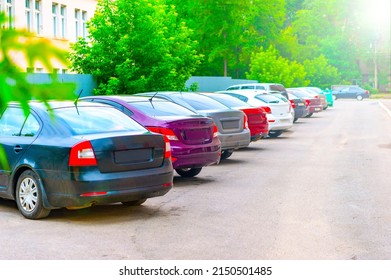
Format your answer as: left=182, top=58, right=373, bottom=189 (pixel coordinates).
left=146, top=126, right=178, bottom=141
left=69, top=141, right=97, bottom=166
left=163, top=135, right=172, bottom=159
left=212, top=124, right=219, bottom=138
left=365, top=90, right=369, bottom=94
left=262, top=106, right=272, bottom=114
left=289, top=99, right=296, bottom=109
left=243, top=114, right=249, bottom=129
left=305, top=99, right=311, bottom=107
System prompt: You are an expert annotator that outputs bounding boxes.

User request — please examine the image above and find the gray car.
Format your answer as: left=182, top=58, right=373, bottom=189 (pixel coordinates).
left=136, top=92, right=251, bottom=160
left=331, top=85, right=370, bottom=101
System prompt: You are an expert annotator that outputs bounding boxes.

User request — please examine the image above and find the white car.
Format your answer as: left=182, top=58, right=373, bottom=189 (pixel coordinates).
left=217, top=91, right=294, bottom=137
left=225, top=83, right=289, bottom=99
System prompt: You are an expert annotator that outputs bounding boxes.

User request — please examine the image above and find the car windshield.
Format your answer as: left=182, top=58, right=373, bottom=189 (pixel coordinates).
left=128, top=100, right=197, bottom=116
left=179, top=94, right=228, bottom=110
left=53, top=106, right=147, bottom=135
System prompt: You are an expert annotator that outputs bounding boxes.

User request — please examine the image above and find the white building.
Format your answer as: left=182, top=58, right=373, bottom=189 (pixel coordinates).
left=0, top=0, right=97, bottom=73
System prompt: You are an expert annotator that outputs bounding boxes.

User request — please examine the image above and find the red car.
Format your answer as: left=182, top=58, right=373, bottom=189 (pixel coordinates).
left=199, top=92, right=269, bottom=141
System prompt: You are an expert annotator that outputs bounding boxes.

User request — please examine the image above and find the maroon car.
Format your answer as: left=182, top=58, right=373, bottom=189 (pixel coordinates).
left=81, top=95, right=221, bottom=177
left=287, top=88, right=323, bottom=117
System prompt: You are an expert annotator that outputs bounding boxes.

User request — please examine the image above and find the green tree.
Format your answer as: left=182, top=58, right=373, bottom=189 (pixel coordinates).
left=0, top=12, right=75, bottom=166
left=303, top=55, right=341, bottom=88
left=246, top=45, right=309, bottom=87
left=70, top=0, right=201, bottom=95
left=168, top=0, right=286, bottom=78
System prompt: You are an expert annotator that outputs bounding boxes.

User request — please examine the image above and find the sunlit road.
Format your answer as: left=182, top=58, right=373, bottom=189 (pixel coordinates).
left=1, top=99, right=390, bottom=260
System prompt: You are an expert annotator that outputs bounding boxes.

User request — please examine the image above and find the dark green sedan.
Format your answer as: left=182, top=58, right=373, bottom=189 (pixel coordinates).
left=0, top=101, right=173, bottom=219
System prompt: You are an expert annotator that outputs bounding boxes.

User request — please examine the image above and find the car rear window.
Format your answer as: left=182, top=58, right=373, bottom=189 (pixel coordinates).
left=180, top=94, right=228, bottom=110
left=206, top=94, right=250, bottom=108
left=53, top=106, right=147, bottom=135
left=129, top=100, right=197, bottom=116
left=255, top=94, right=284, bottom=104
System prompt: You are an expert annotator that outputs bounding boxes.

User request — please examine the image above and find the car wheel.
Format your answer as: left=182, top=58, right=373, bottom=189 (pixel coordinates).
left=305, top=113, right=313, bottom=118
left=357, top=95, right=363, bottom=101
left=15, top=170, right=50, bottom=220
left=268, top=130, right=283, bottom=138
left=122, top=199, right=147, bottom=206
left=175, top=167, right=202, bottom=178
left=220, top=149, right=234, bottom=160
left=332, top=95, right=337, bottom=100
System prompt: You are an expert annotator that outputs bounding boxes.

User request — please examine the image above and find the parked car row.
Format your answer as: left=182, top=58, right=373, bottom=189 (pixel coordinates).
left=1, top=83, right=334, bottom=219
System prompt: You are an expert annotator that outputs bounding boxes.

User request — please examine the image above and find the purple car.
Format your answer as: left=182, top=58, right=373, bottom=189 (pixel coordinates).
left=81, top=95, right=221, bottom=177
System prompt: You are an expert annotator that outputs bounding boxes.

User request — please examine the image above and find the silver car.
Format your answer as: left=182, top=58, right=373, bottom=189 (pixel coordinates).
left=137, top=92, right=251, bottom=160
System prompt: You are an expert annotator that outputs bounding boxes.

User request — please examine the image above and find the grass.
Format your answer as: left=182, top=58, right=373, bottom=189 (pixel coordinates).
left=370, top=93, right=391, bottom=99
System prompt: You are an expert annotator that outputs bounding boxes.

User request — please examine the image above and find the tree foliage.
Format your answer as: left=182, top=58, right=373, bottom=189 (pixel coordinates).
left=0, top=12, right=75, bottom=166
left=246, top=46, right=308, bottom=87
left=70, top=0, right=202, bottom=94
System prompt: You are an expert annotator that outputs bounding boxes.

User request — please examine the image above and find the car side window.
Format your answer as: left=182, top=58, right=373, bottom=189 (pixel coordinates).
left=241, top=85, right=255, bottom=90
left=227, top=86, right=240, bottom=90
left=0, top=107, right=26, bottom=136
left=0, top=107, right=40, bottom=137
left=20, top=114, right=40, bottom=137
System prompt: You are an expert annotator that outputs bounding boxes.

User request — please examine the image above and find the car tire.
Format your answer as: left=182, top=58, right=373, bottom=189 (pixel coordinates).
left=122, top=199, right=147, bottom=206
left=268, top=130, right=283, bottom=138
left=305, top=113, right=313, bottom=118
left=15, top=170, right=51, bottom=220
left=332, top=95, right=337, bottom=100
left=220, top=149, right=234, bottom=160
left=357, top=95, right=364, bottom=101
left=175, top=167, right=202, bottom=178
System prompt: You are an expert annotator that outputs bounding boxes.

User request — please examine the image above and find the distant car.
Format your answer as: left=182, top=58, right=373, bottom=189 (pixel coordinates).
left=296, top=87, right=328, bottom=110
left=287, top=88, right=323, bottom=117
left=136, top=92, right=251, bottom=160
left=216, top=91, right=293, bottom=138
left=287, top=92, right=310, bottom=122
left=198, top=92, right=269, bottom=141
left=81, top=95, right=221, bottom=178
left=331, top=85, right=370, bottom=101
left=0, top=101, right=173, bottom=219
left=225, top=83, right=289, bottom=99
left=302, top=86, right=334, bottom=107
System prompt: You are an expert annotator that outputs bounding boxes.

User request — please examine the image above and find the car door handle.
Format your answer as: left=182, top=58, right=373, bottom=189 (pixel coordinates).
left=14, top=145, right=23, bottom=153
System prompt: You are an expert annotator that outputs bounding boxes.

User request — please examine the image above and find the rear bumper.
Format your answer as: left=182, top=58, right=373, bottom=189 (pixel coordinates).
left=294, top=107, right=310, bottom=119
left=309, top=105, right=323, bottom=113
left=39, top=159, right=174, bottom=208
left=268, top=116, right=293, bottom=131
left=218, top=129, right=251, bottom=150
left=171, top=145, right=221, bottom=169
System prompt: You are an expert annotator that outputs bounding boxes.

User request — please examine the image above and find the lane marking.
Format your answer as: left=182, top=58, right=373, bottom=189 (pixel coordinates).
left=379, top=101, right=391, bottom=119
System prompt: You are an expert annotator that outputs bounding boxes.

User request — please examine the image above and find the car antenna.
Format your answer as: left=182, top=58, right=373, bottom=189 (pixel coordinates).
left=74, top=89, right=83, bottom=115
left=149, top=91, right=158, bottom=102
left=148, top=91, right=158, bottom=109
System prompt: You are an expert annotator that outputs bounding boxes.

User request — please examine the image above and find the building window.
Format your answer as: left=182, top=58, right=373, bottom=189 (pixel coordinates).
left=34, top=0, right=41, bottom=35
left=75, top=9, right=80, bottom=40
left=6, top=0, right=14, bottom=28
left=75, top=9, right=88, bottom=40
left=82, top=11, right=87, bottom=38
left=52, top=2, right=58, bottom=37
left=60, top=5, right=66, bottom=38
left=25, top=0, right=32, bottom=31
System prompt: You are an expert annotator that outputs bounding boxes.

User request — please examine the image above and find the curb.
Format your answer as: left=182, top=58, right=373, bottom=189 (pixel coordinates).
left=379, top=101, right=391, bottom=119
